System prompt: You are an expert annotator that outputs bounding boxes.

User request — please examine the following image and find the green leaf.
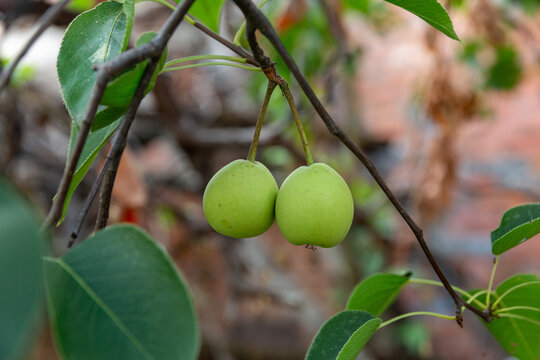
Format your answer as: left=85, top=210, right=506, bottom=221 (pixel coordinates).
left=491, top=204, right=540, bottom=255
left=100, top=32, right=168, bottom=109
left=465, top=275, right=540, bottom=360
left=57, top=0, right=133, bottom=125
left=486, top=45, right=522, bottom=90
left=0, top=179, right=44, bottom=360
left=67, top=0, right=97, bottom=13
left=175, top=0, right=226, bottom=33
left=346, top=273, right=410, bottom=316
left=306, top=310, right=381, bottom=360
left=44, top=225, right=200, bottom=360
left=383, top=0, right=460, bottom=41
left=58, top=115, right=123, bottom=224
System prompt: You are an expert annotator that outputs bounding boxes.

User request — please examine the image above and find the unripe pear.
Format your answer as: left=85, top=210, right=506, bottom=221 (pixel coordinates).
left=203, top=159, right=278, bottom=238
left=275, top=163, right=354, bottom=248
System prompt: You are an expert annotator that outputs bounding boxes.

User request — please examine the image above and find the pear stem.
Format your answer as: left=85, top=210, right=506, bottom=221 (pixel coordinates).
left=248, top=81, right=277, bottom=162
left=279, top=81, right=314, bottom=166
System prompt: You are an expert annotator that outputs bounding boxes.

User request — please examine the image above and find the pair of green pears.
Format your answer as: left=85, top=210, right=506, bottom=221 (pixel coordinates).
left=203, top=159, right=354, bottom=248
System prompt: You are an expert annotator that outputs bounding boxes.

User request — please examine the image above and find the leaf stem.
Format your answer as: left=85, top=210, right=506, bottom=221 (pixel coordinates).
left=496, top=313, right=540, bottom=327
left=492, top=281, right=540, bottom=309
left=464, top=289, right=489, bottom=310
left=408, top=278, right=485, bottom=309
left=486, top=256, right=501, bottom=309
left=160, top=62, right=261, bottom=73
left=135, top=0, right=176, bottom=11
left=278, top=81, right=314, bottom=166
left=164, top=55, right=248, bottom=68
left=379, top=311, right=456, bottom=329
left=247, top=81, right=277, bottom=162
left=494, top=306, right=540, bottom=314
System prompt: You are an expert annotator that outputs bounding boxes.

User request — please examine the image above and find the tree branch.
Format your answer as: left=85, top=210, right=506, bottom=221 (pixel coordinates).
left=42, top=0, right=196, bottom=231
left=231, top=0, right=491, bottom=323
left=0, top=0, right=71, bottom=94
left=189, top=18, right=259, bottom=66
left=95, top=57, right=159, bottom=230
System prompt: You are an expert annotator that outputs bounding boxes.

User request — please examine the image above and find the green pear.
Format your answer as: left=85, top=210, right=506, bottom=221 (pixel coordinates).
left=203, top=159, right=278, bottom=238
left=276, top=163, right=354, bottom=248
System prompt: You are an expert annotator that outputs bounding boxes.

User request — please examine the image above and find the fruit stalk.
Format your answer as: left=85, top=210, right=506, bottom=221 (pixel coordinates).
left=279, top=81, right=314, bottom=166
left=248, top=81, right=277, bottom=162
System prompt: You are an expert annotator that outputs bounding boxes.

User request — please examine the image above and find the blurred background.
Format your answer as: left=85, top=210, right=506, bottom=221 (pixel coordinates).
left=1, top=0, right=540, bottom=359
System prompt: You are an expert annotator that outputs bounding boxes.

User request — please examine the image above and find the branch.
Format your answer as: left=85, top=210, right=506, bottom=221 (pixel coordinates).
left=231, top=0, right=491, bottom=323
left=0, top=0, right=71, bottom=94
left=95, top=57, right=159, bottom=230
left=42, top=0, right=196, bottom=231
left=188, top=17, right=259, bottom=66
left=68, top=160, right=109, bottom=248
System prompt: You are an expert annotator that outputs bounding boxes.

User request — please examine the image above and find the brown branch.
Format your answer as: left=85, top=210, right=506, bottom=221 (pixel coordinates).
left=95, top=57, right=159, bottom=230
left=42, top=0, right=197, bottom=231
left=0, top=0, right=71, bottom=94
left=189, top=19, right=259, bottom=66
left=231, top=0, right=491, bottom=323
left=68, top=160, right=110, bottom=248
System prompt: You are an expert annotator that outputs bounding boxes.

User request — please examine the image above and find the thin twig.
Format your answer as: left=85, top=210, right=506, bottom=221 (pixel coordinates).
left=231, top=0, right=491, bottom=323
left=189, top=17, right=259, bottom=66
left=42, top=0, right=197, bottom=231
left=0, top=0, right=71, bottom=93
left=68, top=161, right=110, bottom=248
left=95, top=57, right=159, bottom=230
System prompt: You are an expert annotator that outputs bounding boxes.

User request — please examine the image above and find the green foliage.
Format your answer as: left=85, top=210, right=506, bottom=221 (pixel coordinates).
left=100, top=32, right=168, bottom=111
left=466, top=275, right=540, bottom=360
left=346, top=273, right=410, bottom=316
left=383, top=0, right=460, bottom=41
left=0, top=179, right=44, bottom=360
left=67, top=0, right=96, bottom=13
left=274, top=5, right=333, bottom=81
left=57, top=4, right=169, bottom=224
left=175, top=0, right=226, bottom=33
left=487, top=45, right=522, bottom=90
left=44, top=225, right=200, bottom=360
left=57, top=0, right=133, bottom=125
left=306, top=310, right=381, bottom=360
left=491, top=203, right=540, bottom=255
left=59, top=115, right=123, bottom=223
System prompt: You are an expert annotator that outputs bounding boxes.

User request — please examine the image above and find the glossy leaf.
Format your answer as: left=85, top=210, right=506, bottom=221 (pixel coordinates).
left=383, top=0, right=460, bottom=41
left=0, top=179, right=44, bottom=360
left=306, top=310, right=381, bottom=360
left=57, top=0, right=133, bottom=125
left=175, top=0, right=226, bottom=33
left=44, top=225, right=200, bottom=360
left=346, top=273, right=410, bottom=316
left=491, top=204, right=540, bottom=255
left=465, top=275, right=540, bottom=360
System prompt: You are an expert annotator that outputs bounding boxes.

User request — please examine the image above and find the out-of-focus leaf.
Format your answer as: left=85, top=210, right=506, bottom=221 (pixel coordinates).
left=306, top=310, right=381, bottom=360
left=67, top=0, right=96, bottom=13
left=346, top=273, right=410, bottom=316
left=486, top=45, right=522, bottom=90
left=0, top=179, right=44, bottom=360
left=383, top=0, right=460, bottom=41
left=491, top=204, right=540, bottom=255
left=45, top=225, right=200, bottom=360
